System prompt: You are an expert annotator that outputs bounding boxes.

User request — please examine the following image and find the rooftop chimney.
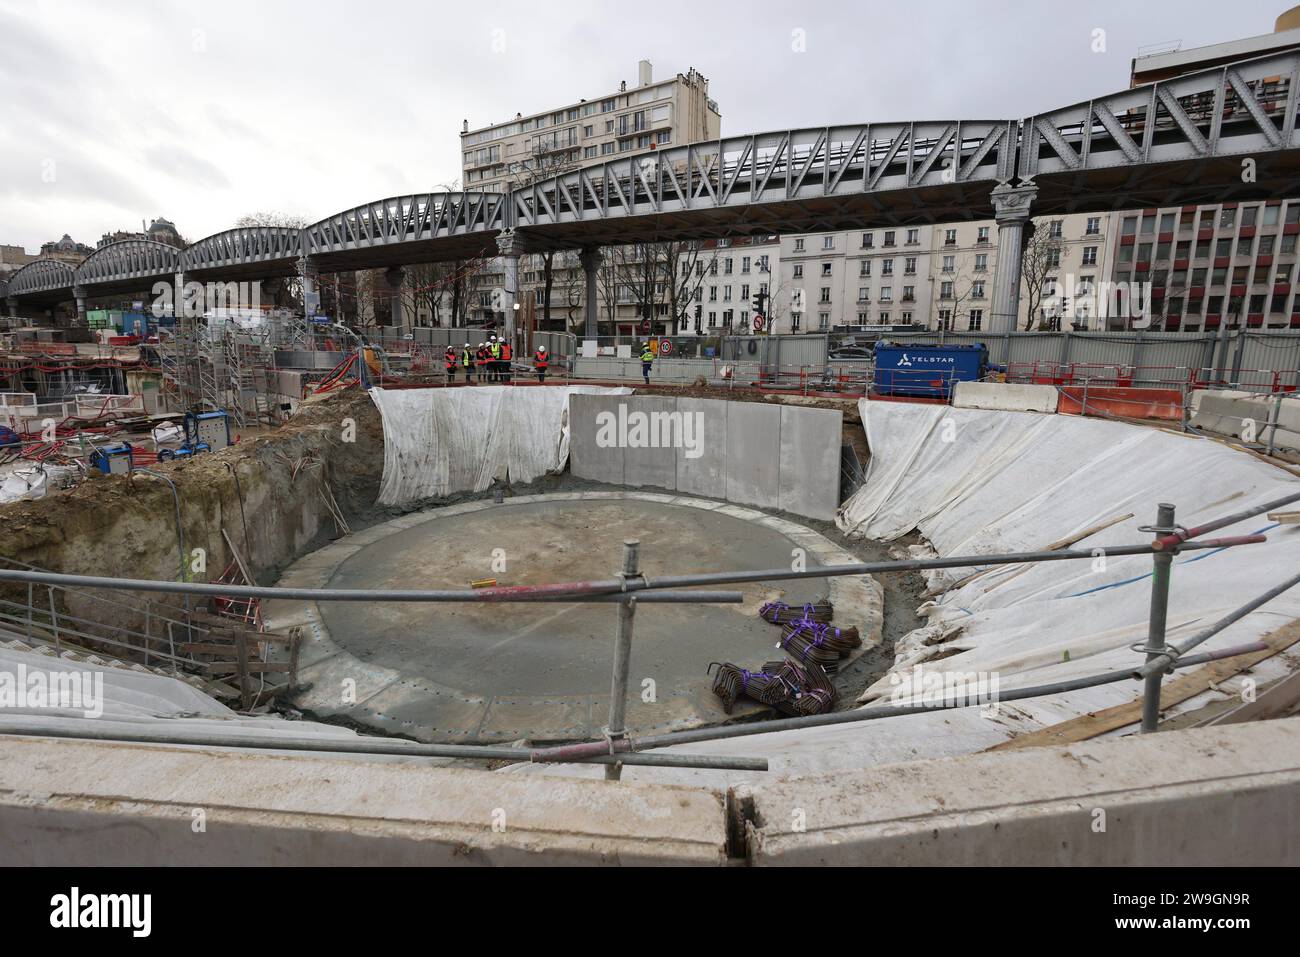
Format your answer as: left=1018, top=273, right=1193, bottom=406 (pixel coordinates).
left=638, top=60, right=653, bottom=86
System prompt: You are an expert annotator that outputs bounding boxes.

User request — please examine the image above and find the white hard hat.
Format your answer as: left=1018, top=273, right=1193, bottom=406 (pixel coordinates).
left=464, top=342, right=470, bottom=347
left=539, top=346, right=547, bottom=352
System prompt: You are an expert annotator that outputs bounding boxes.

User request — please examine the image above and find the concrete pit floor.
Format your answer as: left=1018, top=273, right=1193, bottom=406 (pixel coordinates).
left=325, top=499, right=809, bottom=695
left=282, top=495, right=879, bottom=743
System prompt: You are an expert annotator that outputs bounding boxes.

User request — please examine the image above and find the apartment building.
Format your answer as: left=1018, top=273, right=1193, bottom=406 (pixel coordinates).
left=454, top=61, right=722, bottom=333
left=1108, top=201, right=1300, bottom=331
left=674, top=237, right=780, bottom=335
left=1103, top=16, right=1300, bottom=331
left=772, top=214, right=1111, bottom=333
left=934, top=213, right=1113, bottom=332
left=778, top=226, right=936, bottom=334
left=460, top=62, right=720, bottom=194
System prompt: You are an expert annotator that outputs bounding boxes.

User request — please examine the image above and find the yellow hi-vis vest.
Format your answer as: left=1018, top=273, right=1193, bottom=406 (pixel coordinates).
left=641, top=347, right=654, bottom=363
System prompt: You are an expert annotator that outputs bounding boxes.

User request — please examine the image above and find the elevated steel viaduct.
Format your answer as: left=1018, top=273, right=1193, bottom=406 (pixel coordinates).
left=8, top=48, right=1300, bottom=335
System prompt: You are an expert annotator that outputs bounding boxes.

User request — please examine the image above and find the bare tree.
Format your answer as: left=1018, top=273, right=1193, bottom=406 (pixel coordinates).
left=235, top=212, right=309, bottom=310
left=1020, top=218, right=1065, bottom=330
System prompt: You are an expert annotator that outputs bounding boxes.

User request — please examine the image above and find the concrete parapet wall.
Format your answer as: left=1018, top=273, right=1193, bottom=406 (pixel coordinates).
left=734, top=717, right=1300, bottom=866
left=6, top=717, right=1300, bottom=865
left=953, top=381, right=1060, bottom=414
left=0, top=736, right=728, bottom=866
left=1189, top=389, right=1300, bottom=453
left=568, top=394, right=842, bottom=520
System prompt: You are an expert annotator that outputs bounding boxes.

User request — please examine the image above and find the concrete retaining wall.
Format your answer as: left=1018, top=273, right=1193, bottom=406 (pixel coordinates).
left=952, top=381, right=1059, bottom=414
left=568, top=395, right=842, bottom=520
left=1190, top=389, right=1300, bottom=453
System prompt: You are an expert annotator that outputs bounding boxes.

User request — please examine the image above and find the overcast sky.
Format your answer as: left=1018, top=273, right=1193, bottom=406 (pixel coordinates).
left=0, top=0, right=1290, bottom=252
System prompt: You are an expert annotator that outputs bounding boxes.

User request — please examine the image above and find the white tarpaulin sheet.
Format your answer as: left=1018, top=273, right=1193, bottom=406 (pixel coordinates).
left=839, top=402, right=1300, bottom=701
left=505, top=402, right=1300, bottom=789
left=369, top=385, right=630, bottom=506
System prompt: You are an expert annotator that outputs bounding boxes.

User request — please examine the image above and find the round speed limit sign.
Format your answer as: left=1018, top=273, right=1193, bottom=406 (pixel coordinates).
left=658, top=339, right=673, bottom=356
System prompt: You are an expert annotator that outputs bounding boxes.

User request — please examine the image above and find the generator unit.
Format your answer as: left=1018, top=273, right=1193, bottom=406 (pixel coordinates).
left=872, top=342, right=990, bottom=399
left=91, top=442, right=134, bottom=475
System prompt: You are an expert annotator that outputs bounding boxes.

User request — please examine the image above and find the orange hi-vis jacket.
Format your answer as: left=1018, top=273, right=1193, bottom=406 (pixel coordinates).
left=534, top=349, right=549, bottom=369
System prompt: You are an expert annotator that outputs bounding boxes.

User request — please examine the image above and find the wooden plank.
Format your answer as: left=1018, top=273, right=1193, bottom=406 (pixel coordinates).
left=236, top=633, right=251, bottom=711
left=987, top=619, right=1300, bottom=751
left=221, top=527, right=257, bottom=587
left=288, top=627, right=302, bottom=690
left=1266, top=510, right=1300, bottom=525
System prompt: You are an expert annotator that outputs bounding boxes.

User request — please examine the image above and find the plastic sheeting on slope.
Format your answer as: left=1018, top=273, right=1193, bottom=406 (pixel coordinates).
left=0, top=640, right=434, bottom=763
left=838, top=402, right=1300, bottom=703
left=503, top=402, right=1300, bottom=790
left=370, top=385, right=631, bottom=506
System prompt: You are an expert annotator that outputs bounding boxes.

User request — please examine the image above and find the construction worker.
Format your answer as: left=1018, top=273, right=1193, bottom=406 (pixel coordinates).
left=534, top=345, right=549, bottom=382
left=476, top=342, right=489, bottom=381
left=499, top=336, right=513, bottom=382
left=461, top=342, right=474, bottom=383
left=444, top=345, right=457, bottom=382
left=489, top=335, right=502, bottom=382
left=640, top=341, right=655, bottom=385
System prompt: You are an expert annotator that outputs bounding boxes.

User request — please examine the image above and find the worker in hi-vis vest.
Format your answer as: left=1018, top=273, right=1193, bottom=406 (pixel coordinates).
left=534, top=346, right=549, bottom=383
left=640, top=342, right=654, bottom=385
left=499, top=337, right=513, bottom=382
left=461, top=343, right=474, bottom=383
left=444, top=346, right=457, bottom=381
left=489, top=336, right=502, bottom=382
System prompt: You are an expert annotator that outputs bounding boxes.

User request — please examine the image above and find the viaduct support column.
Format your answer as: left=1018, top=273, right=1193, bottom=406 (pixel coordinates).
left=579, top=247, right=602, bottom=340
left=6, top=297, right=18, bottom=318
left=989, top=181, right=1038, bottom=336
left=495, top=228, right=527, bottom=344
left=385, top=267, right=405, bottom=332
left=73, top=285, right=88, bottom=327
left=300, top=258, right=320, bottom=318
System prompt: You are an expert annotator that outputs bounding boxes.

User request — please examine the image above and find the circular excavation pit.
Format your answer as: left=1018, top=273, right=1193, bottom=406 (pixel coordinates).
left=269, top=491, right=882, bottom=743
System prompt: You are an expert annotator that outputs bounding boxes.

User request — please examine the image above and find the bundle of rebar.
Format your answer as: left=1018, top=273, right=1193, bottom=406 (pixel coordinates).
left=759, top=599, right=834, bottom=625
left=708, top=658, right=837, bottom=716
left=776, top=620, right=862, bottom=668
left=772, top=658, right=838, bottom=716
left=708, top=661, right=796, bottom=714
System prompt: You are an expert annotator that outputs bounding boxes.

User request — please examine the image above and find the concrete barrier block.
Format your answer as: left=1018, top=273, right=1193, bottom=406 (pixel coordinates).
left=953, top=381, right=1059, bottom=414
left=622, top=395, right=680, bottom=492
left=676, top=397, right=728, bottom=500
left=567, top=393, right=625, bottom=486
left=777, top=405, right=842, bottom=520
left=725, top=401, right=782, bottom=510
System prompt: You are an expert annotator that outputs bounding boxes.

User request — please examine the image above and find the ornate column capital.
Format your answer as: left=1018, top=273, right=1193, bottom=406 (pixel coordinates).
left=496, top=227, right=530, bottom=258
left=990, top=181, right=1038, bottom=225
left=578, top=246, right=603, bottom=272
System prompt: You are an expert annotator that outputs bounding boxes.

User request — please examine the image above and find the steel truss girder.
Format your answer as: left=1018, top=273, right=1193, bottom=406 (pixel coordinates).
left=8, top=49, right=1300, bottom=304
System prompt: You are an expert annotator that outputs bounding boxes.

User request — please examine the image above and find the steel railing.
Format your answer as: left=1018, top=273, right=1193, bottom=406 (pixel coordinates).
left=1, top=489, right=1297, bottom=772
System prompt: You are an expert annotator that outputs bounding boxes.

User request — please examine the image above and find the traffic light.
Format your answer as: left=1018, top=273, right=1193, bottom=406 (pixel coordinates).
left=694, top=303, right=702, bottom=333
left=752, top=290, right=768, bottom=317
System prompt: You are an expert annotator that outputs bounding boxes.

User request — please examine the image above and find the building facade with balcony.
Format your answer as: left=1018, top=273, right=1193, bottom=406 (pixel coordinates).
left=1103, top=18, right=1300, bottom=332
left=460, top=62, right=720, bottom=195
